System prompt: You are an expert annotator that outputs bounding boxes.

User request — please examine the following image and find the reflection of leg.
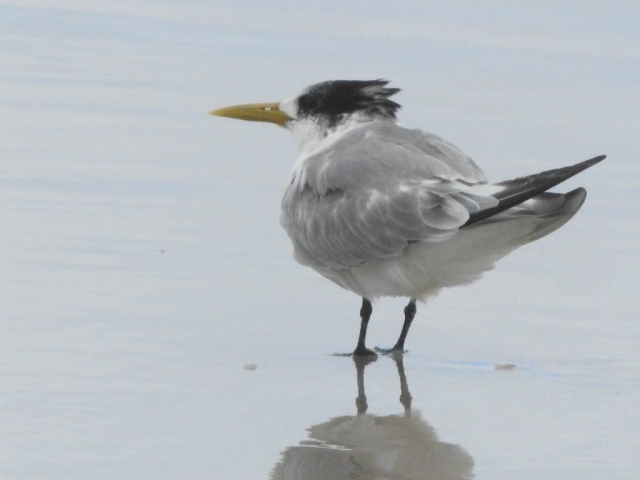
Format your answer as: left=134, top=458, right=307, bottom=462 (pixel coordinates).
left=353, top=298, right=377, bottom=357
left=353, top=355, right=376, bottom=415
left=393, top=353, right=413, bottom=414
left=393, top=299, right=417, bottom=352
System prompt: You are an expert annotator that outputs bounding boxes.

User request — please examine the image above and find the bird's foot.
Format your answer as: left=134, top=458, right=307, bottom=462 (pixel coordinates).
left=374, top=346, right=407, bottom=356
left=352, top=344, right=379, bottom=357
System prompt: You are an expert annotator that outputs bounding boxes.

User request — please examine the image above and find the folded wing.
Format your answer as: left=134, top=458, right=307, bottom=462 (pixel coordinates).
left=281, top=123, right=496, bottom=269
left=281, top=121, right=605, bottom=271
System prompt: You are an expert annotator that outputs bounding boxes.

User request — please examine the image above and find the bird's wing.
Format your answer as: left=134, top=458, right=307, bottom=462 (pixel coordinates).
left=281, top=122, right=497, bottom=269
left=463, top=155, right=605, bottom=226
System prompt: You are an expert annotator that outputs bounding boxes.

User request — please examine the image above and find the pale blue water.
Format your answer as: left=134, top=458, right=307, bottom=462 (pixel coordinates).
left=1, top=2, right=639, bottom=479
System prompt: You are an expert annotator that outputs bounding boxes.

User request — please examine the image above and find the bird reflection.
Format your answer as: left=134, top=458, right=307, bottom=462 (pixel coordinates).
left=271, top=355, right=474, bottom=480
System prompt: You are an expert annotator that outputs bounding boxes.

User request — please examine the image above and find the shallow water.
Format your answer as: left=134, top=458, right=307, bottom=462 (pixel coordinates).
left=2, top=2, right=639, bottom=479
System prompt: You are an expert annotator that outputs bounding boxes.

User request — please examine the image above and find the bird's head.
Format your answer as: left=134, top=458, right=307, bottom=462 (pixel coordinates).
left=210, top=79, right=401, bottom=126
left=210, top=80, right=401, bottom=155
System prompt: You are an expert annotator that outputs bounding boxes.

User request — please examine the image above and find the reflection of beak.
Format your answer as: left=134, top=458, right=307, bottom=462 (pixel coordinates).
left=209, top=102, right=291, bottom=126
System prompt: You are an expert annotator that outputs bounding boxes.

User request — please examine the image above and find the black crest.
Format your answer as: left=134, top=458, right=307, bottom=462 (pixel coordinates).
left=296, top=80, right=401, bottom=124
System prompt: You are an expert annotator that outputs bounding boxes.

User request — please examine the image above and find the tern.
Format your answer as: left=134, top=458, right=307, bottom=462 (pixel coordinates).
left=211, top=79, right=604, bottom=356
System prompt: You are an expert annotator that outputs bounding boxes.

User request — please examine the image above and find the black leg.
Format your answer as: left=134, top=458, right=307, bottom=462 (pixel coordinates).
left=392, top=298, right=417, bottom=353
left=353, top=298, right=377, bottom=357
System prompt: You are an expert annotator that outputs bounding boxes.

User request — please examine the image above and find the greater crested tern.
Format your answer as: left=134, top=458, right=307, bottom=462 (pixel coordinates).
left=211, top=79, right=604, bottom=357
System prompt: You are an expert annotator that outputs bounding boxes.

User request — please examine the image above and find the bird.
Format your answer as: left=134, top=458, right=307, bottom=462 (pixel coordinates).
left=210, top=79, right=605, bottom=357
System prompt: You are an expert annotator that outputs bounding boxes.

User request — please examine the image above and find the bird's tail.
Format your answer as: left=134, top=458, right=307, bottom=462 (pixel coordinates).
left=410, top=187, right=587, bottom=296
left=465, top=186, right=587, bottom=244
left=464, top=155, right=605, bottom=227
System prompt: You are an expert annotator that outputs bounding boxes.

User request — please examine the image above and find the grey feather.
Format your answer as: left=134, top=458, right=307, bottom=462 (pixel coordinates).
left=281, top=122, right=496, bottom=269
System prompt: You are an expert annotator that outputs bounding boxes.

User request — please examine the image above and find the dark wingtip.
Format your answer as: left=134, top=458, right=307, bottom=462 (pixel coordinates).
left=587, top=154, right=606, bottom=164
left=567, top=154, right=606, bottom=176
left=463, top=155, right=605, bottom=227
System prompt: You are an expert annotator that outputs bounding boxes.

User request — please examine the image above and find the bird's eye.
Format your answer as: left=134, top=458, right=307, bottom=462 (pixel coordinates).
left=298, top=94, right=319, bottom=113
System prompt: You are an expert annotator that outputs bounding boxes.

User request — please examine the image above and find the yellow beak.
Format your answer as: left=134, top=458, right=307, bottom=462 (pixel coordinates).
left=209, top=102, right=291, bottom=126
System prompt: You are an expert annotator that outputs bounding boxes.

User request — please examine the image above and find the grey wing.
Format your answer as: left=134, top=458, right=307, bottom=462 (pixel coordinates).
left=280, top=123, right=498, bottom=270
